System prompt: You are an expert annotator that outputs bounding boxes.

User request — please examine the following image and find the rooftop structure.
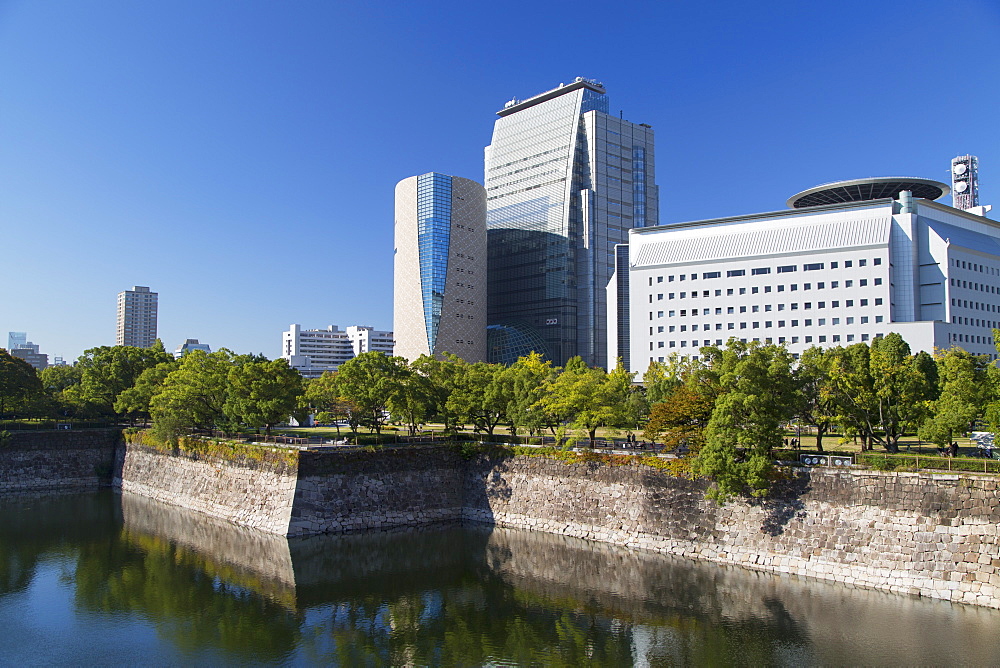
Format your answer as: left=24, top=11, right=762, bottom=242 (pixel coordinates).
left=787, top=177, right=949, bottom=209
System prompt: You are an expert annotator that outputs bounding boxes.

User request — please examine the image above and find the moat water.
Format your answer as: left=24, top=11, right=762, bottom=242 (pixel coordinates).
left=1, top=491, right=999, bottom=666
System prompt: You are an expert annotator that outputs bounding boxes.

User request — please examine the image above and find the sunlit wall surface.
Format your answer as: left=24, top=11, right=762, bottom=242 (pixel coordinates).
left=394, top=173, right=487, bottom=363
left=485, top=78, right=658, bottom=368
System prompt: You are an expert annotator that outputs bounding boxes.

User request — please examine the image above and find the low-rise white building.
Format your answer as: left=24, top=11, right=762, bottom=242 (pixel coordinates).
left=611, top=178, right=1000, bottom=376
left=281, top=324, right=394, bottom=379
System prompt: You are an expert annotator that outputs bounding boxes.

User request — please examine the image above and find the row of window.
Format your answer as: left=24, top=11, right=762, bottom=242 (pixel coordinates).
left=651, top=279, right=882, bottom=301
left=951, top=258, right=998, bottom=275
left=951, top=298, right=998, bottom=312
left=950, top=333, right=995, bottom=345
left=650, top=258, right=882, bottom=284
left=653, top=332, right=876, bottom=350
left=951, top=278, right=998, bottom=294
left=649, top=298, right=884, bottom=318
left=951, top=316, right=997, bottom=328
left=651, top=315, right=884, bottom=334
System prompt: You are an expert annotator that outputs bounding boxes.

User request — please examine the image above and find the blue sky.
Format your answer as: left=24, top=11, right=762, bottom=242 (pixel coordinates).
left=2, top=0, right=998, bottom=361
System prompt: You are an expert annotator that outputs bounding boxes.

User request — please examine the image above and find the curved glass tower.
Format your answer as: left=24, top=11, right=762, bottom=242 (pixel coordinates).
left=394, top=173, right=487, bottom=363
left=484, top=78, right=658, bottom=368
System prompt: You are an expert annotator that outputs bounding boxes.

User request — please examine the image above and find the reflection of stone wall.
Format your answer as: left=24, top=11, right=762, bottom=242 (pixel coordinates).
left=0, top=429, right=120, bottom=493
left=116, top=445, right=297, bottom=535
left=464, top=456, right=1000, bottom=609
left=121, top=492, right=296, bottom=599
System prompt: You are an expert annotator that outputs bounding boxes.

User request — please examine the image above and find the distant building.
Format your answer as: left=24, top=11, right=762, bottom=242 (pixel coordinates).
left=485, top=78, right=658, bottom=368
left=281, top=324, right=394, bottom=379
left=613, top=176, right=1000, bottom=376
left=7, top=332, right=26, bottom=350
left=116, top=286, right=158, bottom=348
left=174, top=339, right=211, bottom=358
left=394, top=172, right=487, bottom=363
left=7, top=333, right=48, bottom=370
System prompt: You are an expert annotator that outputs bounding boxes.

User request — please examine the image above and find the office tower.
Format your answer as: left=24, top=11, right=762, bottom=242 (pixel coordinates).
left=951, top=155, right=980, bottom=210
left=484, top=77, right=658, bottom=368
left=282, top=324, right=394, bottom=379
left=174, top=339, right=212, bottom=358
left=394, top=173, right=487, bottom=363
left=116, top=286, right=158, bottom=348
left=7, top=332, right=26, bottom=350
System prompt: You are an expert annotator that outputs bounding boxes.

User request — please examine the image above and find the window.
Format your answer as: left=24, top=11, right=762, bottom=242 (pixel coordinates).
left=778, top=265, right=796, bottom=273
left=669, top=275, right=675, bottom=282
left=727, top=288, right=734, bottom=296
left=874, top=258, right=882, bottom=266
left=861, top=299, right=869, bottom=306
left=765, top=305, right=772, bottom=312
left=752, top=287, right=759, bottom=294
left=831, top=281, right=839, bottom=288
left=804, top=302, right=812, bottom=309
left=778, top=285, right=785, bottom=292
left=752, top=267, right=771, bottom=275
left=669, top=293, right=675, bottom=299
left=803, top=263, right=823, bottom=271
left=860, top=279, right=868, bottom=286
left=752, top=305, right=760, bottom=312
left=804, top=319, right=812, bottom=326
left=791, top=284, right=798, bottom=291
left=715, top=307, right=722, bottom=315
left=740, top=306, right=747, bottom=313
left=657, top=276, right=664, bottom=283
left=875, top=315, right=884, bottom=323
left=846, top=317, right=854, bottom=324
left=792, top=336, right=799, bottom=343
left=831, top=261, right=839, bottom=269
left=778, top=320, right=785, bottom=327
left=862, top=334, right=869, bottom=341
left=658, top=311, right=664, bottom=317
left=846, top=299, right=853, bottom=307
left=658, top=326, right=664, bottom=333
left=728, top=323, right=735, bottom=329
left=860, top=316, right=868, bottom=324
left=818, top=282, right=825, bottom=289
left=792, top=320, right=799, bottom=326
left=805, top=336, right=813, bottom=343
left=727, top=306, right=734, bottom=314
left=832, top=335, right=841, bottom=342
left=819, top=335, right=827, bottom=343
left=657, top=294, right=663, bottom=300
left=845, top=280, right=853, bottom=287
left=715, top=290, right=722, bottom=296
left=791, top=303, right=798, bottom=310
left=740, top=322, right=747, bottom=329
left=778, top=304, right=785, bottom=311
left=859, top=259, right=867, bottom=267
left=740, top=288, right=747, bottom=295
left=845, top=260, right=853, bottom=268
left=703, top=271, right=721, bottom=279
left=727, top=269, right=745, bottom=277
left=832, top=301, right=839, bottom=308
left=874, top=278, right=882, bottom=285
left=804, top=283, right=812, bottom=290
left=818, top=318, right=826, bottom=325
left=752, top=322, right=760, bottom=329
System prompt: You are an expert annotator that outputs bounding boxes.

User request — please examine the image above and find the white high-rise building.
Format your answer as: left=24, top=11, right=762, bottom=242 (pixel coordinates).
left=614, top=177, right=1000, bottom=376
left=484, top=78, right=658, bottom=368
left=116, top=286, right=158, bottom=348
left=394, top=173, right=487, bottom=363
left=281, top=324, right=393, bottom=379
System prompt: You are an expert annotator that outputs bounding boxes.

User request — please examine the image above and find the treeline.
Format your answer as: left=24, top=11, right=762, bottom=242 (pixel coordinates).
left=1, top=331, right=998, bottom=500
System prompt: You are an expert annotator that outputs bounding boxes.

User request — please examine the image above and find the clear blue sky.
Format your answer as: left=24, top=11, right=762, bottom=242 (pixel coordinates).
left=2, top=0, right=998, bottom=362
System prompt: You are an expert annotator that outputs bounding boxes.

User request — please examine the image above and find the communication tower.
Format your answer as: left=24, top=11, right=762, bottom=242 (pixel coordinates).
left=951, top=155, right=979, bottom=210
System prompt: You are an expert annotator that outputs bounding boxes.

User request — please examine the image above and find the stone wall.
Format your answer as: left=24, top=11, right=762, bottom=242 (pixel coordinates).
left=115, top=445, right=297, bottom=535
left=0, top=429, right=120, bottom=493
left=462, top=454, right=1000, bottom=609
left=288, top=447, right=465, bottom=535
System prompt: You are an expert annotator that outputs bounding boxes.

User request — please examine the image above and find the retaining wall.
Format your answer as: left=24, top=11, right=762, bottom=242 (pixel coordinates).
left=0, top=429, right=120, bottom=493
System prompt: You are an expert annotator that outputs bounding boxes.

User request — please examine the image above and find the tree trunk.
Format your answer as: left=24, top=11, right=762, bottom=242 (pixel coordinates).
left=815, top=425, right=826, bottom=453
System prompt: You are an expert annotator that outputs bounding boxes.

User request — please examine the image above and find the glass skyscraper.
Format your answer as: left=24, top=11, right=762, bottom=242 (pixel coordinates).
left=394, top=173, right=487, bottom=363
left=485, top=78, right=658, bottom=368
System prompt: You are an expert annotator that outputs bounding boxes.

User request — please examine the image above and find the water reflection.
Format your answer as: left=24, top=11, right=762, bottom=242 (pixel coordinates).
left=1, top=491, right=999, bottom=665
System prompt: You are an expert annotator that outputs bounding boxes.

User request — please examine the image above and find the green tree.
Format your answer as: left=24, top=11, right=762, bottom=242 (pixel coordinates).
left=692, top=340, right=799, bottom=502
left=114, top=359, right=178, bottom=424
left=642, top=354, right=694, bottom=404
left=224, top=358, right=304, bottom=434
left=643, top=383, right=714, bottom=452
left=919, top=347, right=989, bottom=447
left=334, top=352, right=410, bottom=435
left=0, top=349, right=43, bottom=417
left=502, top=352, right=557, bottom=439
left=410, top=354, right=465, bottom=432
left=537, top=357, right=631, bottom=447
left=388, top=365, right=436, bottom=436
left=149, top=349, right=238, bottom=442
left=446, top=362, right=508, bottom=436
left=75, top=345, right=173, bottom=417
left=795, top=346, right=839, bottom=452
left=304, top=372, right=354, bottom=433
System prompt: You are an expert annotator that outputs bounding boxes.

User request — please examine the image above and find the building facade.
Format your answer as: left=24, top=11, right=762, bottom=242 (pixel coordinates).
left=616, top=178, right=1000, bottom=377
left=6, top=332, right=48, bottom=370
left=281, top=324, right=394, bottom=379
left=174, top=339, right=211, bottom=358
left=116, top=286, right=158, bottom=348
left=394, top=173, right=487, bottom=363
left=484, top=78, right=658, bottom=368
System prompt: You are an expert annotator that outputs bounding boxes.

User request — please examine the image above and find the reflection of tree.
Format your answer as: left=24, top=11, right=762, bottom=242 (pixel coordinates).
left=73, top=531, right=301, bottom=662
